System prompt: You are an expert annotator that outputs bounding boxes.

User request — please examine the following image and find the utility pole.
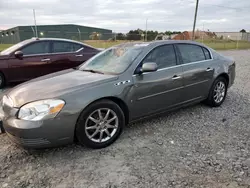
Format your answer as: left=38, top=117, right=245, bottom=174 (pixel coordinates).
left=77, top=28, right=81, bottom=41
left=202, top=23, right=204, bottom=43
left=192, top=0, right=199, bottom=40
left=33, top=9, right=38, bottom=38
left=145, top=18, right=148, bottom=41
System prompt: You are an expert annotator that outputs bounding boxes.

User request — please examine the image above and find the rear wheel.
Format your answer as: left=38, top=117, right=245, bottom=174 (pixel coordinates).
left=205, top=77, right=228, bottom=107
left=75, top=100, right=125, bottom=149
left=0, top=72, right=5, bottom=89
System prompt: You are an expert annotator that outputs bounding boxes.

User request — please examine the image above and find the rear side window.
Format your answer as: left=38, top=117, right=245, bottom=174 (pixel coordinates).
left=21, top=41, right=50, bottom=55
left=52, top=41, right=83, bottom=53
left=177, top=44, right=206, bottom=64
left=202, top=47, right=211, bottom=60
left=142, top=44, right=177, bottom=69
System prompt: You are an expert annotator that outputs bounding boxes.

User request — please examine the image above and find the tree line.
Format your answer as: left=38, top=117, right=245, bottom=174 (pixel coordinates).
left=114, top=29, right=182, bottom=41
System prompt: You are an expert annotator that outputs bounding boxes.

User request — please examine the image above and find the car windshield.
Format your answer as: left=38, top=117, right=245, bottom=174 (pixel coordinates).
left=78, top=43, right=146, bottom=74
left=0, top=40, right=30, bottom=55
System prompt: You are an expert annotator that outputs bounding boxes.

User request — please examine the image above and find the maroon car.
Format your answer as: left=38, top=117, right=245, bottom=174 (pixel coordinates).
left=0, top=38, right=101, bottom=88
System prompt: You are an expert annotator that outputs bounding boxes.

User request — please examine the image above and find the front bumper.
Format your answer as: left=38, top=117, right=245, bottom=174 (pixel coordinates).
left=2, top=114, right=77, bottom=149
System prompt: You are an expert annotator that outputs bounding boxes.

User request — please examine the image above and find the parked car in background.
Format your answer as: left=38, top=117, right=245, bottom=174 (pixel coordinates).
left=0, top=38, right=101, bottom=88
left=2, top=40, right=235, bottom=149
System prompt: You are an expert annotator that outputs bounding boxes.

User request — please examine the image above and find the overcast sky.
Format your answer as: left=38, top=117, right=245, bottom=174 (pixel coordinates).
left=0, top=0, right=249, bottom=32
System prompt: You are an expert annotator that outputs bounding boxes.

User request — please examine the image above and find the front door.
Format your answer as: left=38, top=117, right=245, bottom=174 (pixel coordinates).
left=175, top=44, right=214, bottom=102
left=129, top=44, right=184, bottom=119
left=7, top=40, right=52, bottom=82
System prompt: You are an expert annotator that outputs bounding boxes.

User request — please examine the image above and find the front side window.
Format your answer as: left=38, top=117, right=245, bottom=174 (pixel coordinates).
left=142, top=44, right=177, bottom=69
left=177, top=44, right=206, bottom=64
left=79, top=44, right=144, bottom=74
left=21, top=41, right=50, bottom=55
left=52, top=41, right=82, bottom=53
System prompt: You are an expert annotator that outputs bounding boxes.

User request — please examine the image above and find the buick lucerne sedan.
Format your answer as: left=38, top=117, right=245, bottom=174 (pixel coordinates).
left=2, top=40, right=235, bottom=149
left=0, top=38, right=101, bottom=88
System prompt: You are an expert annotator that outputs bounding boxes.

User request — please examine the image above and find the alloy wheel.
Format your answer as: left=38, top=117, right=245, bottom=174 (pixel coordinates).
left=85, top=108, right=119, bottom=143
left=213, top=81, right=226, bottom=103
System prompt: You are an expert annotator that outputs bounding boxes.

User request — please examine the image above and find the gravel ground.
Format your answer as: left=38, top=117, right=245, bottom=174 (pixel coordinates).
left=1, top=50, right=250, bottom=188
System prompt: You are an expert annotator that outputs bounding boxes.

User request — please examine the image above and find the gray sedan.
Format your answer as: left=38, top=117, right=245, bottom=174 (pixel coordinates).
left=2, top=40, right=235, bottom=149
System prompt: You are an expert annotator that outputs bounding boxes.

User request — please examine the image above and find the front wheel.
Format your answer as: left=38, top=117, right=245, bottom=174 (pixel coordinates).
left=205, top=77, right=228, bottom=107
left=75, top=100, right=125, bottom=149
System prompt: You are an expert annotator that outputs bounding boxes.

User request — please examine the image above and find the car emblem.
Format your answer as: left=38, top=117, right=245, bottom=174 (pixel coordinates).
left=114, top=80, right=131, bottom=86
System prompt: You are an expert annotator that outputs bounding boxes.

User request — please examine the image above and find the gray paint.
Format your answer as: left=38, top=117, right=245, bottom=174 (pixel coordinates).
left=2, top=40, right=236, bottom=148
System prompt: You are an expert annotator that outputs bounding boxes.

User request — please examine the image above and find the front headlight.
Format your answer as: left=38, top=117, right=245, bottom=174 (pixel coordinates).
left=18, top=99, right=65, bottom=121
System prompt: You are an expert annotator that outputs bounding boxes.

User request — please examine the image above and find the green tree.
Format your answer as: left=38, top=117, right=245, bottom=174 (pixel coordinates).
left=116, top=33, right=126, bottom=40
left=240, top=29, right=246, bottom=33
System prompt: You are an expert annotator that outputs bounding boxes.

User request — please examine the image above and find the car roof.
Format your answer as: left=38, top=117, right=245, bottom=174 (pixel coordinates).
left=113, top=40, right=208, bottom=50
left=149, top=39, right=207, bottom=46
left=25, top=37, right=98, bottom=49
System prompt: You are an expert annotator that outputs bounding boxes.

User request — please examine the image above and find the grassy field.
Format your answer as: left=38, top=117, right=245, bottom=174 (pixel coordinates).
left=85, top=40, right=250, bottom=50
left=0, top=44, right=12, bottom=51
left=1, top=40, right=250, bottom=51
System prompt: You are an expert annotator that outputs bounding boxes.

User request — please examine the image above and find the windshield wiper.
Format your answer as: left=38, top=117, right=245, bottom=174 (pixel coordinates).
left=81, top=69, right=104, bottom=74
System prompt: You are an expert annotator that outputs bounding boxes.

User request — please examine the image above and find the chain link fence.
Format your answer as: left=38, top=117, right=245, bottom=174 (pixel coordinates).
left=0, top=30, right=250, bottom=50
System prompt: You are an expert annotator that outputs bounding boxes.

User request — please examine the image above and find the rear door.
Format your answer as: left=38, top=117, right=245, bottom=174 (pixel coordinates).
left=175, top=43, right=214, bottom=102
left=7, top=40, right=52, bottom=82
left=48, top=41, right=97, bottom=73
left=130, top=44, right=184, bottom=119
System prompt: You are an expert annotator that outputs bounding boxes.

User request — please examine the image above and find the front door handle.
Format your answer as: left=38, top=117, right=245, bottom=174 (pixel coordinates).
left=41, top=58, right=50, bottom=62
left=206, top=67, right=213, bottom=72
left=172, top=75, right=181, bottom=80
left=75, top=54, right=83, bottom=57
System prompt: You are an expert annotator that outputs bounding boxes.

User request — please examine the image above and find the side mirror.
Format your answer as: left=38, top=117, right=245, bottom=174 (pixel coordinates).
left=14, top=51, right=23, bottom=59
left=140, top=62, right=158, bottom=73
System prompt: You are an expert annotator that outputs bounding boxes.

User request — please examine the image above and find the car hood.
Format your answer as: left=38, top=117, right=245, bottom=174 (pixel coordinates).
left=7, top=69, right=118, bottom=107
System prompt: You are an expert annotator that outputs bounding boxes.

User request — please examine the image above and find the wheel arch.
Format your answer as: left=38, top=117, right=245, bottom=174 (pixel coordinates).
left=0, top=70, right=6, bottom=87
left=74, top=96, right=130, bottom=141
left=216, top=73, right=229, bottom=87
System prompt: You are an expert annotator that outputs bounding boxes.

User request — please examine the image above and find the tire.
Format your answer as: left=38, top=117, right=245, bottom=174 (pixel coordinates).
left=0, top=72, right=5, bottom=89
left=75, top=99, right=125, bottom=149
left=205, top=77, right=228, bottom=107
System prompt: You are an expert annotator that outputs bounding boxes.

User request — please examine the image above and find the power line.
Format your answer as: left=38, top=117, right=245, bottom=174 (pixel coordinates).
left=183, top=0, right=250, bottom=11
left=201, top=3, right=250, bottom=11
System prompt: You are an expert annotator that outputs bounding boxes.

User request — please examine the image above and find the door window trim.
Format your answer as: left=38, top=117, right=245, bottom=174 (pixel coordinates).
left=20, top=43, right=84, bottom=57
left=133, top=44, right=179, bottom=75
left=174, top=43, right=214, bottom=65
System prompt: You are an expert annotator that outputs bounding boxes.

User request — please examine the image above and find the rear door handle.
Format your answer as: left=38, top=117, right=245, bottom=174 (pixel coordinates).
left=206, top=67, right=213, bottom=72
left=75, top=54, right=83, bottom=57
left=41, top=58, right=50, bottom=62
left=172, top=75, right=181, bottom=80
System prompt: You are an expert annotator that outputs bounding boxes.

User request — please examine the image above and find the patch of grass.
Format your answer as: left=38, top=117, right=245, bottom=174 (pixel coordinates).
left=196, top=39, right=250, bottom=50
left=1, top=40, right=250, bottom=52
left=85, top=40, right=250, bottom=50
left=0, top=44, right=12, bottom=51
